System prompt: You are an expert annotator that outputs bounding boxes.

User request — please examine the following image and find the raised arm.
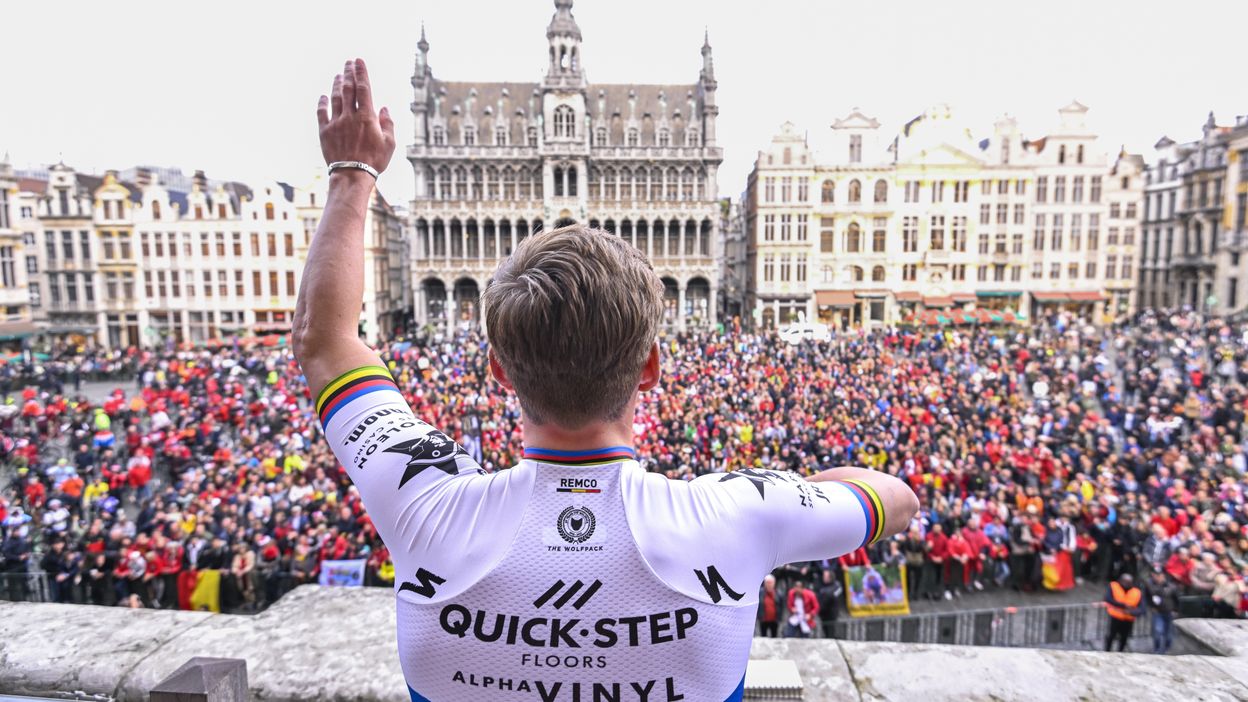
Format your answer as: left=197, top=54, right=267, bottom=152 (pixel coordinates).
left=292, top=58, right=397, bottom=399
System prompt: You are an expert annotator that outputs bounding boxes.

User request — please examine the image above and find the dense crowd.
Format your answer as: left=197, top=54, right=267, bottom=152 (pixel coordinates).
left=1, top=311, right=1246, bottom=652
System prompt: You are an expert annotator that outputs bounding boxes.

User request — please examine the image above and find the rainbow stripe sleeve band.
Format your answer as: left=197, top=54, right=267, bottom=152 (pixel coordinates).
left=315, top=365, right=402, bottom=426
left=839, top=478, right=886, bottom=548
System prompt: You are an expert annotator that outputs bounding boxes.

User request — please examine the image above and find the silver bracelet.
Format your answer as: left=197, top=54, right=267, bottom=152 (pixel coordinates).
left=327, top=161, right=379, bottom=179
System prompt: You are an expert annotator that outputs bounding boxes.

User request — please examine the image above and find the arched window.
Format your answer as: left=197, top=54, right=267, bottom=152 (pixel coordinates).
left=852, top=265, right=864, bottom=282
left=822, top=265, right=834, bottom=283
left=821, top=180, right=834, bottom=203
left=151, top=201, right=161, bottom=220
left=264, top=202, right=274, bottom=221
left=567, top=166, right=578, bottom=197
left=874, top=179, right=888, bottom=203
left=554, top=105, right=575, bottom=138
left=848, top=179, right=862, bottom=203
left=554, top=166, right=564, bottom=197
left=847, top=222, right=861, bottom=252
left=872, top=266, right=885, bottom=282
left=1058, top=144, right=1066, bottom=164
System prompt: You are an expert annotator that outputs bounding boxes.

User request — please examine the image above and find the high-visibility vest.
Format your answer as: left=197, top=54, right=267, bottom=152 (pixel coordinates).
left=1106, top=582, right=1141, bottom=621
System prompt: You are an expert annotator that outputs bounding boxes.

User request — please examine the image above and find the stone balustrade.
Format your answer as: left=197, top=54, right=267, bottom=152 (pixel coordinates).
left=0, top=586, right=1244, bottom=701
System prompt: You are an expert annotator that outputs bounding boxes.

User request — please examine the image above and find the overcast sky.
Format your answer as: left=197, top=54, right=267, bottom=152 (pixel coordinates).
left=2, top=0, right=1245, bottom=202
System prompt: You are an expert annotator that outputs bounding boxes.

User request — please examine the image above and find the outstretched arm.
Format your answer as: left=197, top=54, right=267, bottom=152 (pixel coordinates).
left=292, top=58, right=397, bottom=399
left=806, top=466, right=919, bottom=543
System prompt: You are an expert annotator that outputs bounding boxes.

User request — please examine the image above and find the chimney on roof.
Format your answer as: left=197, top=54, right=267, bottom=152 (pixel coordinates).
left=193, top=169, right=207, bottom=191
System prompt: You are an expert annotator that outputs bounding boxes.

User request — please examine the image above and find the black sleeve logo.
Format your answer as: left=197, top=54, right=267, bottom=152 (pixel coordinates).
left=384, top=430, right=469, bottom=489
left=717, top=468, right=776, bottom=500
left=694, top=565, right=745, bottom=604
left=399, top=567, right=447, bottom=598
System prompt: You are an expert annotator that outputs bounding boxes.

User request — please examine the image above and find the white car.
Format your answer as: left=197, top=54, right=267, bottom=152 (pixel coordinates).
left=778, top=322, right=831, bottom=345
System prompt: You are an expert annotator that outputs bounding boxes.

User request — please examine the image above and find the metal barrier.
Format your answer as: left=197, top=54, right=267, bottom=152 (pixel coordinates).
left=832, top=601, right=1154, bottom=649
left=0, top=572, right=54, bottom=604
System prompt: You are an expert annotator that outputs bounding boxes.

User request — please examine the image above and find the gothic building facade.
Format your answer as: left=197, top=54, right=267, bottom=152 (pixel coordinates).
left=407, top=0, right=723, bottom=331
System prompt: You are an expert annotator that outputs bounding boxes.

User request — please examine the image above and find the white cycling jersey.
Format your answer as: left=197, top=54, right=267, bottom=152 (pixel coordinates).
left=317, top=366, right=884, bottom=702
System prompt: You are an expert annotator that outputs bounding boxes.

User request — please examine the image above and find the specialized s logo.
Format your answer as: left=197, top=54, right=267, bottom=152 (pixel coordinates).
left=557, top=506, right=596, bottom=544
left=384, top=429, right=470, bottom=489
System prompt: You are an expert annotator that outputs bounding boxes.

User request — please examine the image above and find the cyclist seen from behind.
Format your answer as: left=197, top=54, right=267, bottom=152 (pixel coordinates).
left=293, top=58, right=920, bottom=702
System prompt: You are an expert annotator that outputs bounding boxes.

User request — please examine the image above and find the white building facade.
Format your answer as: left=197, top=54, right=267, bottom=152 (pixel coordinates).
left=14, top=165, right=406, bottom=349
left=0, top=156, right=36, bottom=352
left=745, top=103, right=1143, bottom=329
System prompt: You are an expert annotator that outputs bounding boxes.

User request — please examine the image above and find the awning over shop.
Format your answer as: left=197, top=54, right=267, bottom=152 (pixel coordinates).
left=815, top=290, right=857, bottom=308
left=894, top=291, right=922, bottom=302
left=951, top=293, right=977, bottom=303
left=1032, top=292, right=1070, bottom=302
left=0, top=322, right=39, bottom=342
left=904, top=309, right=1025, bottom=326
left=924, top=296, right=954, bottom=308
left=1067, top=291, right=1106, bottom=302
left=977, top=290, right=1023, bottom=298
left=855, top=289, right=889, bottom=299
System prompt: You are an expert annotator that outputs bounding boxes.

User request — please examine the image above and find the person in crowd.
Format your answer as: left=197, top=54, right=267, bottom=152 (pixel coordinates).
left=815, top=568, right=841, bottom=637
left=1104, top=573, right=1144, bottom=652
left=784, top=580, right=819, bottom=638
left=1143, top=567, right=1180, bottom=654
left=924, top=522, right=949, bottom=601
left=1211, top=572, right=1244, bottom=619
left=757, top=573, right=783, bottom=638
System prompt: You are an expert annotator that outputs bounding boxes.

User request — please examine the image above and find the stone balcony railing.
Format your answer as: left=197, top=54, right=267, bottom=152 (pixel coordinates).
left=3, top=586, right=1248, bottom=701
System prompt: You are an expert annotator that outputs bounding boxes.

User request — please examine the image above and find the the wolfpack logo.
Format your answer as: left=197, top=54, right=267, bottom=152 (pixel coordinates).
left=557, top=506, right=596, bottom=544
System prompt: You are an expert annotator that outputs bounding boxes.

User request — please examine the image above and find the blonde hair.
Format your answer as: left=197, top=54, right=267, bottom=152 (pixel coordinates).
left=482, top=224, right=663, bottom=428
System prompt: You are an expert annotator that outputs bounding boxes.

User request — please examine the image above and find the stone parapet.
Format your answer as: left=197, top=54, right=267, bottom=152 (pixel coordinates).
left=1, top=586, right=1244, bottom=701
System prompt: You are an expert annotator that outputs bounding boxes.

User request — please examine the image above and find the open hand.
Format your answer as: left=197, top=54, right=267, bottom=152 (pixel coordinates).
left=317, top=58, right=396, bottom=175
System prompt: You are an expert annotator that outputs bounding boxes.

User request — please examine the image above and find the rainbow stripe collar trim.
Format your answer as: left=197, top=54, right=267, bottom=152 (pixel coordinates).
left=523, top=446, right=637, bottom=466
left=315, top=365, right=402, bottom=426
